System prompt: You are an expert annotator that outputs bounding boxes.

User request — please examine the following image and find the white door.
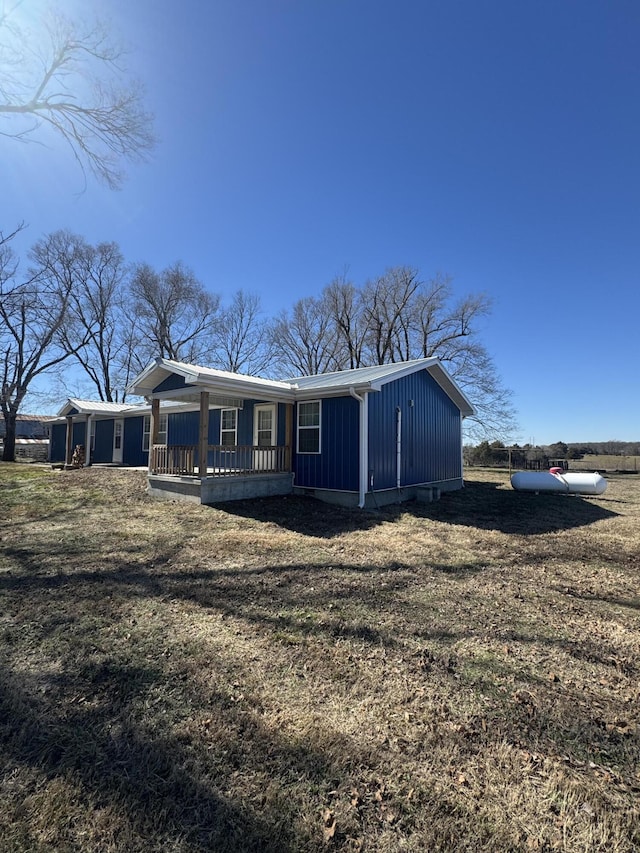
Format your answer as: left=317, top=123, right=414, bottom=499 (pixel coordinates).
left=112, top=419, right=124, bottom=464
left=253, top=404, right=276, bottom=471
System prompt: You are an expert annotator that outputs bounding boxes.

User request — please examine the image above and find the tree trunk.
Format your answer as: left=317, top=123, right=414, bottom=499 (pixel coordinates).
left=1, top=410, right=17, bottom=462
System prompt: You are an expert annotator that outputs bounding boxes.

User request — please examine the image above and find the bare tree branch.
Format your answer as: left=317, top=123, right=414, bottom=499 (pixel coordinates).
left=131, top=262, right=219, bottom=366
left=0, top=9, right=155, bottom=189
left=210, top=290, right=276, bottom=376
left=0, top=227, right=83, bottom=460
left=271, top=296, right=342, bottom=377
left=272, top=266, right=518, bottom=440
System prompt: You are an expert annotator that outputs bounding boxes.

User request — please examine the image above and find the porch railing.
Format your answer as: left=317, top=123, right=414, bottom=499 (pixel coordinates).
left=151, top=445, right=195, bottom=475
left=150, top=444, right=291, bottom=477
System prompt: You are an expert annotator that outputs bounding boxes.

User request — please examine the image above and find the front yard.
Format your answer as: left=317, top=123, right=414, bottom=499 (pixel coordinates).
left=1, top=464, right=638, bottom=851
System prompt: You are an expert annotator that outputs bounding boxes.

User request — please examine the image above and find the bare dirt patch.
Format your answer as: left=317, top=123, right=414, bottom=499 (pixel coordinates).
left=1, top=464, right=639, bottom=851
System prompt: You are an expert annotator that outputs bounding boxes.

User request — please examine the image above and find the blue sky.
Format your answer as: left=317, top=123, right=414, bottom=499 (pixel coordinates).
left=4, top=0, right=639, bottom=444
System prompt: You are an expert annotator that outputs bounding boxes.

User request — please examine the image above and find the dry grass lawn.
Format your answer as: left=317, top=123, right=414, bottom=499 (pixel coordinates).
left=0, top=463, right=638, bottom=852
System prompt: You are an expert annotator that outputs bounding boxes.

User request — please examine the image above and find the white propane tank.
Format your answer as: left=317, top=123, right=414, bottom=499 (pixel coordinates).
left=511, top=470, right=607, bottom=495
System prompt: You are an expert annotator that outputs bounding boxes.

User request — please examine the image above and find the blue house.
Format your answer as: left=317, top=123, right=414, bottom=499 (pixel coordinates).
left=50, top=399, right=150, bottom=467
left=121, top=357, right=474, bottom=508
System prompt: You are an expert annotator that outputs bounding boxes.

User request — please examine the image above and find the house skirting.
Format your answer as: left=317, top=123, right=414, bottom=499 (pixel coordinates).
left=147, top=474, right=462, bottom=508
left=147, top=472, right=294, bottom=504
left=293, top=477, right=463, bottom=509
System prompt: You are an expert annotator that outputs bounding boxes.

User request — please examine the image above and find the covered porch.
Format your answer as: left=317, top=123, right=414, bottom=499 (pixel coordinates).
left=148, top=441, right=294, bottom=504
left=150, top=442, right=291, bottom=477
left=132, top=360, right=297, bottom=505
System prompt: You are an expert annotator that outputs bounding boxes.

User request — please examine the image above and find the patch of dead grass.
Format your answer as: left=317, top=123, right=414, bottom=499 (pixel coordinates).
left=1, top=463, right=639, bottom=851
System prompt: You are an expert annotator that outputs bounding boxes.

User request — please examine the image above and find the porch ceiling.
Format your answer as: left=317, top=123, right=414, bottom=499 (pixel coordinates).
left=151, top=387, right=246, bottom=408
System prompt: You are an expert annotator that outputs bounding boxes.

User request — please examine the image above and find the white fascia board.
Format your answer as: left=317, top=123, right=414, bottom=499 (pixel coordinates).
left=191, top=375, right=296, bottom=402
left=195, top=371, right=295, bottom=398
left=126, top=358, right=200, bottom=396
left=426, top=363, right=475, bottom=417
left=148, top=390, right=246, bottom=410
left=366, top=358, right=438, bottom=391
left=149, top=378, right=295, bottom=404
left=366, top=360, right=475, bottom=417
left=292, top=385, right=377, bottom=401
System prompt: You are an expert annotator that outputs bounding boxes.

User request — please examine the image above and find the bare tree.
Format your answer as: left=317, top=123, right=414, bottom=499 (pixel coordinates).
left=210, top=290, right=276, bottom=376
left=361, top=266, right=422, bottom=364
left=274, top=266, right=518, bottom=441
left=52, top=232, right=132, bottom=401
left=131, top=262, right=219, bottom=368
left=0, top=226, right=86, bottom=461
left=271, top=296, right=342, bottom=377
left=321, top=274, right=366, bottom=369
left=0, top=7, right=154, bottom=189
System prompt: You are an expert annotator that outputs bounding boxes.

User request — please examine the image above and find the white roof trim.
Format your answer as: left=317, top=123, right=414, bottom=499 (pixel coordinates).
left=57, top=398, right=139, bottom=417
left=126, top=357, right=475, bottom=416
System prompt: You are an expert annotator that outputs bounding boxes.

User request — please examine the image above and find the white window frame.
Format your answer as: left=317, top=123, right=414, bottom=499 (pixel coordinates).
left=89, top=420, right=96, bottom=453
left=297, top=400, right=321, bottom=455
left=143, top=413, right=168, bottom=451
left=220, top=408, right=238, bottom=446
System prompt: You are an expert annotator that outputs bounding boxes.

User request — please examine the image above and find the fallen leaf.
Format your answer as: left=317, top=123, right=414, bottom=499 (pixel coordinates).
left=322, top=808, right=336, bottom=842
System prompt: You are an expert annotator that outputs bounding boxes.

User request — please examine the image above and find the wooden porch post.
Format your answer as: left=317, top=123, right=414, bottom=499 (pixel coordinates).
left=199, top=391, right=209, bottom=478
left=149, top=398, right=160, bottom=473
left=65, top=416, right=73, bottom=467
left=285, top=403, right=294, bottom=470
left=85, top=414, right=91, bottom=466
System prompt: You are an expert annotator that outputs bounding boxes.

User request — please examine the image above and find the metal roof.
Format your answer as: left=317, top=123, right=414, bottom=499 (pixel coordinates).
left=284, top=358, right=474, bottom=415
left=51, top=398, right=206, bottom=423
left=57, top=399, right=139, bottom=417
left=128, top=358, right=296, bottom=403
left=284, top=358, right=437, bottom=390
left=126, top=356, right=474, bottom=416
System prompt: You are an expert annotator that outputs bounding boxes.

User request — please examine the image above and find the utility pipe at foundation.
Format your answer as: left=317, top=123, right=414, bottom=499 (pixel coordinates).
left=349, top=387, right=369, bottom=509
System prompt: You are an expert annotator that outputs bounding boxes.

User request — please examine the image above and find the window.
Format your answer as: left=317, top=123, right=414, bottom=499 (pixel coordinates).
left=256, top=407, right=273, bottom=447
left=143, top=416, right=150, bottom=451
left=89, top=420, right=96, bottom=453
left=157, top=414, right=168, bottom=446
left=297, top=401, right=321, bottom=454
left=114, top=421, right=122, bottom=450
left=220, top=409, right=237, bottom=446
left=143, top=413, right=168, bottom=451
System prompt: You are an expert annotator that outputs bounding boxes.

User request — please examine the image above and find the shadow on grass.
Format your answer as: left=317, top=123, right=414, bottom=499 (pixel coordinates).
left=0, top=651, right=525, bottom=853
left=552, top=584, right=640, bottom=613
left=0, top=654, right=343, bottom=852
left=420, top=480, right=619, bottom=534
left=2, top=558, right=639, bottom=848
left=212, top=494, right=384, bottom=538
left=0, top=552, right=493, bottom=655
left=209, top=482, right=618, bottom=538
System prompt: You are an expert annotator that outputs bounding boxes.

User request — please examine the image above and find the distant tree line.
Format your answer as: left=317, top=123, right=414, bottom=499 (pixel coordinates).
left=1, top=227, right=517, bottom=461
left=465, top=440, right=640, bottom=468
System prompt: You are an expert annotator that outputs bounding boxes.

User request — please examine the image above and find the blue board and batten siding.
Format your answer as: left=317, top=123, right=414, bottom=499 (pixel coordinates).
left=50, top=415, right=147, bottom=465
left=123, top=417, right=147, bottom=466
left=368, top=369, right=462, bottom=490
left=51, top=400, right=288, bottom=466
left=49, top=420, right=88, bottom=463
left=49, top=423, right=67, bottom=462
left=293, top=370, right=463, bottom=495
left=293, top=396, right=359, bottom=491
left=168, top=401, right=287, bottom=447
